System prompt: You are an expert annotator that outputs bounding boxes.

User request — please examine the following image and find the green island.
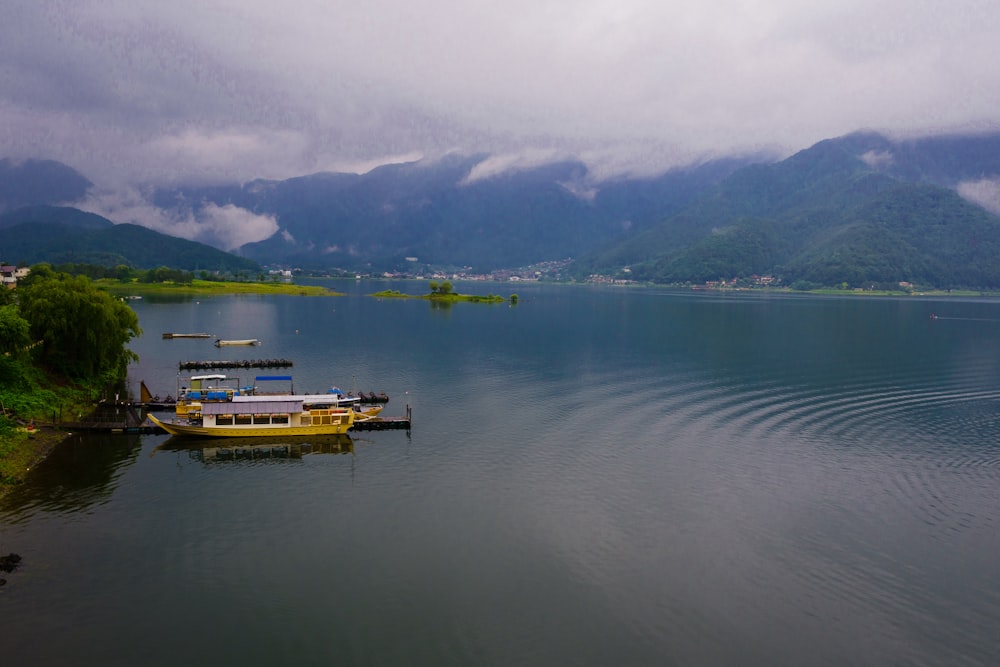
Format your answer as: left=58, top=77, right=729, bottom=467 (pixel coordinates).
left=372, top=280, right=517, bottom=304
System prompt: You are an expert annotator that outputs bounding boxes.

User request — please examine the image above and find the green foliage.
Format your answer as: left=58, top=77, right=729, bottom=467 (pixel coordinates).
left=0, top=355, right=29, bottom=391
left=0, top=414, right=16, bottom=437
left=0, top=304, right=31, bottom=357
left=0, top=354, right=93, bottom=429
left=464, top=293, right=504, bottom=303
left=642, top=219, right=784, bottom=283
left=16, top=268, right=141, bottom=379
left=427, top=281, right=454, bottom=295
left=139, top=266, right=195, bottom=283
left=47, top=262, right=138, bottom=281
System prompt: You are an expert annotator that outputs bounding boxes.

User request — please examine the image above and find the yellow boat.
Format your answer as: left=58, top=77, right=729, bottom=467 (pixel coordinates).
left=354, top=404, right=383, bottom=421
left=148, top=393, right=355, bottom=437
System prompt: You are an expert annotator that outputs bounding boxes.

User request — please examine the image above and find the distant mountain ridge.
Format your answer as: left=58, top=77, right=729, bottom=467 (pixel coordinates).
left=0, top=205, right=260, bottom=272
left=4, top=129, right=1000, bottom=287
left=0, top=158, right=92, bottom=212
left=154, top=154, right=754, bottom=272
left=574, top=132, right=1000, bottom=288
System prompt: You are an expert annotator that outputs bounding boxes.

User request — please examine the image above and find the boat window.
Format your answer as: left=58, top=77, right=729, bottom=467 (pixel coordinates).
left=235, top=415, right=253, bottom=426
left=272, top=414, right=289, bottom=424
left=217, top=415, right=234, bottom=426
left=253, top=414, right=271, bottom=424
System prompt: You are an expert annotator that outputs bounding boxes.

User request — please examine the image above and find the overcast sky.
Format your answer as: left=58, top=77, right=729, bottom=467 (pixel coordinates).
left=3, top=0, right=999, bottom=190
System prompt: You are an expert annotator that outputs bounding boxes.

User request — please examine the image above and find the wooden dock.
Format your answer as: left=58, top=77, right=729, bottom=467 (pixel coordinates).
left=350, top=420, right=410, bottom=431
left=178, top=358, right=293, bottom=370
left=58, top=401, right=155, bottom=433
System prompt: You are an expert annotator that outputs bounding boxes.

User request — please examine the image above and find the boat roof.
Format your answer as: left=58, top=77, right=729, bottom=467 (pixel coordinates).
left=202, top=399, right=303, bottom=415
left=232, top=394, right=356, bottom=404
left=189, top=374, right=229, bottom=381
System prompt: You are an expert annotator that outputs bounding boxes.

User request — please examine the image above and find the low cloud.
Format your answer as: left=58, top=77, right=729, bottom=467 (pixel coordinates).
left=461, top=149, right=568, bottom=184
left=77, top=187, right=278, bottom=251
left=957, top=178, right=1000, bottom=216
left=859, top=149, right=894, bottom=169
left=3, top=0, right=1000, bottom=192
left=197, top=202, right=279, bottom=251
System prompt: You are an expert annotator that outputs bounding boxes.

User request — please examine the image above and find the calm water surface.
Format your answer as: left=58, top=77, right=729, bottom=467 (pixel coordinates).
left=3, top=283, right=1000, bottom=666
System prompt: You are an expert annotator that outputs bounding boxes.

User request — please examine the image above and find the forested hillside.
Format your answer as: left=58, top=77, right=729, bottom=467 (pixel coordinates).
left=0, top=206, right=260, bottom=273
left=573, top=133, right=1000, bottom=289
left=155, top=156, right=753, bottom=271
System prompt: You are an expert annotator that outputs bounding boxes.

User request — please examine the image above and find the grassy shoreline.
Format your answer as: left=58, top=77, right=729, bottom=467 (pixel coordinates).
left=98, top=278, right=343, bottom=297
left=0, top=373, right=100, bottom=495
left=0, top=427, right=70, bottom=500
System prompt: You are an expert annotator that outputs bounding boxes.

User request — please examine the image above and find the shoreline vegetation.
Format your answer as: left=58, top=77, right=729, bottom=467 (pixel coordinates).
left=98, top=278, right=342, bottom=297
left=0, top=425, right=73, bottom=500
left=0, top=373, right=101, bottom=499
left=1, top=274, right=343, bottom=498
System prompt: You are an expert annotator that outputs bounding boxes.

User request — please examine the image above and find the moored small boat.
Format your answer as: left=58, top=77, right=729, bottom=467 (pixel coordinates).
left=214, top=338, right=261, bottom=346
left=353, top=404, right=384, bottom=421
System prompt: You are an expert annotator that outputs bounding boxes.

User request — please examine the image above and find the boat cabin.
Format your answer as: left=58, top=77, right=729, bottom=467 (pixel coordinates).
left=176, top=374, right=248, bottom=419
left=199, top=396, right=352, bottom=430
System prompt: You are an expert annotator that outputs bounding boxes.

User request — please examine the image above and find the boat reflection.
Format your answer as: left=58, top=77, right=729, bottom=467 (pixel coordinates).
left=153, top=433, right=354, bottom=462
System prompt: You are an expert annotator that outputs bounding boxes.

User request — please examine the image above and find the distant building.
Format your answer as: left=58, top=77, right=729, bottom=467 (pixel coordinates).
left=1, top=264, right=29, bottom=288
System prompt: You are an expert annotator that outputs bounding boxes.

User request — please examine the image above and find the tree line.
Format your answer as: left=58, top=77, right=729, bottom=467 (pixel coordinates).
left=1, top=264, right=141, bottom=399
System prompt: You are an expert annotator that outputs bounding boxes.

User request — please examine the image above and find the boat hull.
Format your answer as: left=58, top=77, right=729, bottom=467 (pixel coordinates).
left=147, top=413, right=353, bottom=437
left=214, top=339, right=260, bottom=346
left=355, top=405, right=383, bottom=420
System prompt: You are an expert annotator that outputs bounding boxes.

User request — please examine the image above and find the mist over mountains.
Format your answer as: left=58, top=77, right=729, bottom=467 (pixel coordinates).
left=3, top=130, right=1000, bottom=288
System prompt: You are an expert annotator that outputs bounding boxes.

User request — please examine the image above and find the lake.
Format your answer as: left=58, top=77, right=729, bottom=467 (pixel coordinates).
left=3, top=282, right=1000, bottom=666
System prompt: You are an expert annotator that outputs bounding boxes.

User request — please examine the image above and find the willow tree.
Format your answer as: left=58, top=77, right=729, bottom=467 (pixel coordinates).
left=0, top=304, right=31, bottom=357
left=17, top=267, right=141, bottom=380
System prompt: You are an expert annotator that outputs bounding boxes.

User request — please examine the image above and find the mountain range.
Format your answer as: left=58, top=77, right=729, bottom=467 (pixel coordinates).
left=3, top=130, right=1000, bottom=288
left=151, top=153, right=754, bottom=272
left=574, top=132, right=1000, bottom=288
left=0, top=204, right=259, bottom=273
